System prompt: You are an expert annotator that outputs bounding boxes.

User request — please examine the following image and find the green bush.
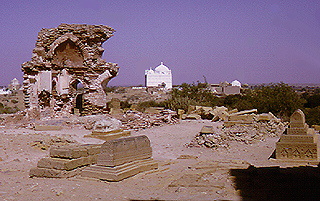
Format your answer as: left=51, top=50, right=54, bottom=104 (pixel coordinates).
left=304, top=106, right=320, bottom=126
left=136, top=100, right=164, bottom=112
left=249, top=83, right=305, bottom=119
left=165, top=82, right=304, bottom=120
left=164, top=82, right=222, bottom=111
left=0, top=106, right=19, bottom=114
left=120, top=100, right=132, bottom=109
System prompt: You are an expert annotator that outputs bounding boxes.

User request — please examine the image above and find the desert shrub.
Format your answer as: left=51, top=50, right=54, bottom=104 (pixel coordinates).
left=114, top=87, right=126, bottom=94
left=120, top=100, right=132, bottom=109
left=104, top=86, right=117, bottom=93
left=303, top=93, right=320, bottom=108
left=304, top=106, right=320, bottom=126
left=0, top=106, right=19, bottom=114
left=11, top=100, right=18, bottom=104
left=165, top=82, right=222, bottom=111
left=223, top=94, right=254, bottom=111
left=136, top=100, right=165, bottom=112
left=247, top=83, right=305, bottom=119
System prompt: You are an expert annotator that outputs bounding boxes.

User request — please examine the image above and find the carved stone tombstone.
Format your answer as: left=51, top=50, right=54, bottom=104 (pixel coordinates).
left=276, top=109, right=318, bottom=160
left=108, top=98, right=123, bottom=115
left=81, top=135, right=158, bottom=181
left=22, top=24, right=119, bottom=117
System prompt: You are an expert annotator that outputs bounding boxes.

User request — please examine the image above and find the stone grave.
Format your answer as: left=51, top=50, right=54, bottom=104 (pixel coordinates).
left=81, top=135, right=158, bottom=181
left=275, top=109, right=318, bottom=161
left=84, top=129, right=131, bottom=141
left=108, top=98, right=123, bottom=115
left=30, top=144, right=101, bottom=178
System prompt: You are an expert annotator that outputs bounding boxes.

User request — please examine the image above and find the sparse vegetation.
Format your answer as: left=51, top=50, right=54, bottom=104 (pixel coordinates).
left=163, top=82, right=222, bottom=111
left=11, top=99, right=19, bottom=104
left=136, top=100, right=165, bottom=112
left=162, top=82, right=306, bottom=121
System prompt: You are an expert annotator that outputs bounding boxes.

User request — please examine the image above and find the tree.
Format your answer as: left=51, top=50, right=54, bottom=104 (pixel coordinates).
left=249, top=83, right=305, bottom=119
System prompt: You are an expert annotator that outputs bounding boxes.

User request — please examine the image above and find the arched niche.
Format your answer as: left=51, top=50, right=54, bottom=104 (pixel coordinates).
left=52, top=39, right=84, bottom=67
left=70, top=79, right=85, bottom=92
left=48, top=33, right=90, bottom=63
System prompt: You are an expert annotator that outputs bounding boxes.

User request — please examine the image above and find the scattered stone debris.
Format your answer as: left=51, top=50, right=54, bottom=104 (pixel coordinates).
left=30, top=136, right=75, bottom=150
left=117, top=109, right=179, bottom=131
left=187, top=110, right=288, bottom=148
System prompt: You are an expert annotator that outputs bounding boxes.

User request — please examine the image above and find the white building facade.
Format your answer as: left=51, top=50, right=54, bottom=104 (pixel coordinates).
left=145, top=62, right=172, bottom=89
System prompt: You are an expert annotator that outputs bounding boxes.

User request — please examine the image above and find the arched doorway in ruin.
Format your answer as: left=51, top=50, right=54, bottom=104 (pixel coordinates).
left=74, top=93, right=83, bottom=115
left=70, top=79, right=85, bottom=115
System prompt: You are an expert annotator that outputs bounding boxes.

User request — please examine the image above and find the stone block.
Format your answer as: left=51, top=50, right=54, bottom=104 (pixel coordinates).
left=37, top=155, right=97, bottom=170
left=91, top=129, right=123, bottom=135
left=109, top=108, right=123, bottom=115
left=185, top=114, right=201, bottom=120
left=29, top=167, right=81, bottom=178
left=228, top=114, right=255, bottom=122
left=312, top=125, right=320, bottom=131
left=97, top=135, right=152, bottom=167
left=279, top=135, right=317, bottom=143
left=257, top=113, right=272, bottom=121
left=229, top=109, right=257, bottom=116
left=34, top=125, right=62, bottom=131
left=287, top=127, right=308, bottom=135
left=144, top=107, right=164, bottom=114
left=223, top=121, right=254, bottom=127
left=200, top=126, right=214, bottom=134
left=84, top=131, right=131, bottom=141
left=50, top=144, right=101, bottom=159
left=276, top=142, right=318, bottom=160
left=81, top=158, right=158, bottom=181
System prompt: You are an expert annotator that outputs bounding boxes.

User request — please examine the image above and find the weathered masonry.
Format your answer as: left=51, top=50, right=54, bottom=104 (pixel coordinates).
left=22, top=24, right=119, bottom=116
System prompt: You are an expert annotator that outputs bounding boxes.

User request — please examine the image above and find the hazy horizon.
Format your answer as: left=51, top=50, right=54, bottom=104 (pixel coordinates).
left=1, top=1, right=320, bottom=86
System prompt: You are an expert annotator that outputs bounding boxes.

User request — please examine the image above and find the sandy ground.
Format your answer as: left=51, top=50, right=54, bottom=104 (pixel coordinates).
left=0, top=120, right=292, bottom=201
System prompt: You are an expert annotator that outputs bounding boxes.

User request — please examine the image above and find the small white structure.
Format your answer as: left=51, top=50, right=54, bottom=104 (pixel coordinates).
left=231, top=80, right=241, bottom=87
left=145, top=62, right=172, bottom=89
left=210, top=80, right=241, bottom=95
left=8, top=78, right=21, bottom=90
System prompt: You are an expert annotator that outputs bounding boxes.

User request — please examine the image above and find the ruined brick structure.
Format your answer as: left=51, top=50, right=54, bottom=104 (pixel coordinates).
left=22, top=24, right=119, bottom=116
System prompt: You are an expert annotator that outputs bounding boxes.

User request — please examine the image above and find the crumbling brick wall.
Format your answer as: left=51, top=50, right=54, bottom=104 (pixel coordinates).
left=22, top=24, right=119, bottom=117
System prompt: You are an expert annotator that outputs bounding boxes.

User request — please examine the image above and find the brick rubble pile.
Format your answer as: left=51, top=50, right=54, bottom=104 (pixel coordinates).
left=188, top=119, right=288, bottom=149
left=119, top=110, right=179, bottom=131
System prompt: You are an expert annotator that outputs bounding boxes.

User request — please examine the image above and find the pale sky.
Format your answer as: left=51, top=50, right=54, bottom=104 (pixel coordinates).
left=1, top=0, right=320, bottom=86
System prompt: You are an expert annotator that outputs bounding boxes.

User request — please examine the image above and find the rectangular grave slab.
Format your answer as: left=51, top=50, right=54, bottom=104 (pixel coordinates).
left=29, top=167, right=83, bottom=178
left=97, top=135, right=152, bottom=167
left=34, top=125, right=62, bottom=131
left=84, top=131, right=131, bottom=141
left=50, top=144, right=101, bottom=159
left=81, top=158, right=158, bottom=181
left=37, top=155, right=97, bottom=170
